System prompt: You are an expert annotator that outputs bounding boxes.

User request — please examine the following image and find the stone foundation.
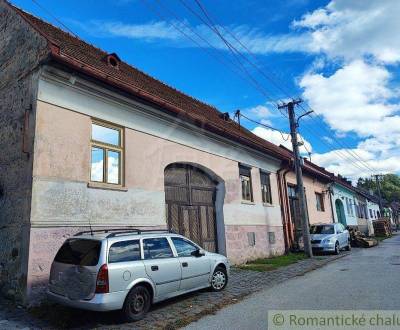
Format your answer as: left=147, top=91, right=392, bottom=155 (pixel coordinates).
left=225, top=225, right=285, bottom=265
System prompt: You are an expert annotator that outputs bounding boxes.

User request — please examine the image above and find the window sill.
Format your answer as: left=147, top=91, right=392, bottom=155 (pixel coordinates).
left=241, top=200, right=255, bottom=205
left=87, top=182, right=128, bottom=191
left=263, top=203, right=274, bottom=207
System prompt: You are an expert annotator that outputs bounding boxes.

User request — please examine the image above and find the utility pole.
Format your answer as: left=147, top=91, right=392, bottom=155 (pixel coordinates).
left=278, top=99, right=313, bottom=258
left=373, top=174, right=384, bottom=216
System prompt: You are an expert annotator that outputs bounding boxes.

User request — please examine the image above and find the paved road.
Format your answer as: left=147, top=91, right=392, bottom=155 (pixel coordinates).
left=185, top=234, right=400, bottom=330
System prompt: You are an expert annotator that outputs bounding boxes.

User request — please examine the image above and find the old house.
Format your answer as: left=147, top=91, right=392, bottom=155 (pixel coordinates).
left=0, top=2, right=292, bottom=302
left=355, top=188, right=380, bottom=235
left=277, top=152, right=334, bottom=250
left=331, top=176, right=358, bottom=228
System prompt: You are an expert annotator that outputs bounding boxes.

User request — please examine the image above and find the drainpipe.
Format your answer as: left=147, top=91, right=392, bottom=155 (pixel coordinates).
left=277, top=167, right=288, bottom=252
left=328, top=183, right=336, bottom=223
left=277, top=164, right=292, bottom=252
left=282, top=168, right=293, bottom=250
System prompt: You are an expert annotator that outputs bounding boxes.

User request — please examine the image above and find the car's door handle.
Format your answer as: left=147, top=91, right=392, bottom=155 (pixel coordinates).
left=151, top=265, right=159, bottom=271
left=182, top=262, right=188, bottom=267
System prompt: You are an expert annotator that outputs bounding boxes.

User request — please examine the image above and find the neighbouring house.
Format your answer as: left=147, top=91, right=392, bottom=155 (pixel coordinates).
left=0, top=2, right=292, bottom=303
left=331, top=176, right=358, bottom=229
left=354, top=188, right=380, bottom=235
left=277, top=151, right=334, bottom=250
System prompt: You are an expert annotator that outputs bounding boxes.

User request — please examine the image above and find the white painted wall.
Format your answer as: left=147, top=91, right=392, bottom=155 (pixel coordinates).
left=332, top=184, right=358, bottom=226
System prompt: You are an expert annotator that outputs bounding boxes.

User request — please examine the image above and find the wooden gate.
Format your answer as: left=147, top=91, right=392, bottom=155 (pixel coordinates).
left=164, top=164, right=218, bottom=252
left=287, top=184, right=309, bottom=249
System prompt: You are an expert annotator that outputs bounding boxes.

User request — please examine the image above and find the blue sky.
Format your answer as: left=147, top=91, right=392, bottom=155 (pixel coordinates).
left=13, top=0, right=400, bottom=180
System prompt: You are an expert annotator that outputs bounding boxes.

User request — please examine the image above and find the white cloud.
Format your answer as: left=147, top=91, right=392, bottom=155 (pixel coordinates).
left=78, top=20, right=183, bottom=41
left=299, top=59, right=400, bottom=177
left=300, top=60, right=399, bottom=138
left=292, top=0, right=400, bottom=63
left=242, top=102, right=280, bottom=120
left=75, top=1, right=400, bottom=62
left=252, top=126, right=312, bottom=156
left=74, top=19, right=312, bottom=54
left=312, top=146, right=400, bottom=181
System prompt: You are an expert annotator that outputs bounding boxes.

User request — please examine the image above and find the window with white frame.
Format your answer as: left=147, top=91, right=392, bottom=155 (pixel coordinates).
left=90, top=121, right=123, bottom=185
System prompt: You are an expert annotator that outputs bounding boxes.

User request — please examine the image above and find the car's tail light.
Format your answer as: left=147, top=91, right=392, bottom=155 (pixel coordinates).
left=95, top=264, right=109, bottom=294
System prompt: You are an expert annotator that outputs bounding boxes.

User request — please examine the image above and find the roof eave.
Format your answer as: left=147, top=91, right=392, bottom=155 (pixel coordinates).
left=49, top=51, right=290, bottom=162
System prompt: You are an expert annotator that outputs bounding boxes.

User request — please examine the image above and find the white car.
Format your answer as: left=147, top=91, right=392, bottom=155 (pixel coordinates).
left=47, top=229, right=229, bottom=321
left=310, top=223, right=351, bottom=254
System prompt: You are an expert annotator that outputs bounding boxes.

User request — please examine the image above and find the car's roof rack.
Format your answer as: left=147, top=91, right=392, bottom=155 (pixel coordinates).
left=106, top=229, right=176, bottom=238
left=74, top=228, right=177, bottom=238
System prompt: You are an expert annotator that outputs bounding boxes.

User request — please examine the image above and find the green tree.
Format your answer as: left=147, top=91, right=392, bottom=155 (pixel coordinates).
left=357, top=174, right=400, bottom=204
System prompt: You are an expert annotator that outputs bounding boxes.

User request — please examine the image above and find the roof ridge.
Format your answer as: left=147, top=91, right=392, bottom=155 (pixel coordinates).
left=9, top=1, right=292, bottom=161
left=11, top=3, right=110, bottom=55
left=11, top=3, right=222, bottom=117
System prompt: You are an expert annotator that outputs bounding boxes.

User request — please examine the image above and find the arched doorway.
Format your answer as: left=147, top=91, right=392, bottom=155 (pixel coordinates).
left=164, top=163, right=224, bottom=253
left=335, top=199, right=347, bottom=226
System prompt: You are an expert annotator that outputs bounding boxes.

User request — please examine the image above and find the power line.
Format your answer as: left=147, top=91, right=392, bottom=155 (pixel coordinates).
left=142, top=0, right=285, bottom=110
left=194, top=0, right=375, bottom=172
left=147, top=0, right=377, bottom=175
left=235, top=110, right=291, bottom=141
left=177, top=0, right=290, bottom=118
left=189, top=0, right=376, bottom=175
left=300, top=108, right=375, bottom=173
left=33, top=0, right=376, bottom=177
left=30, top=0, right=79, bottom=38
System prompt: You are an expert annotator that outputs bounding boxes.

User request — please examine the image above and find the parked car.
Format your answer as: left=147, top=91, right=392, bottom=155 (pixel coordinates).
left=47, top=229, right=229, bottom=321
left=310, top=223, right=351, bottom=254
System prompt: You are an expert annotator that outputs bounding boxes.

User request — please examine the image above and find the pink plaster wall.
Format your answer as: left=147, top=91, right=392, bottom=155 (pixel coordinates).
left=225, top=225, right=285, bottom=265
left=27, top=101, right=288, bottom=302
left=286, top=172, right=333, bottom=225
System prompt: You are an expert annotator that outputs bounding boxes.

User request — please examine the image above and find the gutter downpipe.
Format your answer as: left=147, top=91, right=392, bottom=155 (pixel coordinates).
left=277, top=163, right=292, bottom=252
left=277, top=167, right=288, bottom=252
left=328, top=182, right=336, bottom=223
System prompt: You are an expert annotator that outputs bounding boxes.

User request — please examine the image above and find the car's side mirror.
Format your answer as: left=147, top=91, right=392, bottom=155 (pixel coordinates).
left=191, top=249, right=205, bottom=257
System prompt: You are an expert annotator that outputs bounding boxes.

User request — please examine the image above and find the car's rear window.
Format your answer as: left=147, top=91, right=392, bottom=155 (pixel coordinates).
left=54, top=239, right=101, bottom=266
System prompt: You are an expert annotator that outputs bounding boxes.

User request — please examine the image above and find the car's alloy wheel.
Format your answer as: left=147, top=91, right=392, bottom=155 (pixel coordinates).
left=211, top=267, right=227, bottom=291
left=345, top=240, right=351, bottom=251
left=123, top=285, right=151, bottom=322
left=334, top=242, right=340, bottom=255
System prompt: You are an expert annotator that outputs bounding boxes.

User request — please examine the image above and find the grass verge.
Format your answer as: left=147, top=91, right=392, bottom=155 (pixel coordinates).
left=375, top=235, right=391, bottom=242
left=237, top=252, right=308, bottom=272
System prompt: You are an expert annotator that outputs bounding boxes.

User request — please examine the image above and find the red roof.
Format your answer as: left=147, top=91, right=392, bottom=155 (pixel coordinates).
left=278, top=145, right=333, bottom=181
left=11, top=3, right=292, bottom=161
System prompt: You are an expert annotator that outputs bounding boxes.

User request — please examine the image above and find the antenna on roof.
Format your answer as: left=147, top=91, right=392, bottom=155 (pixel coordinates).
left=88, top=217, right=94, bottom=236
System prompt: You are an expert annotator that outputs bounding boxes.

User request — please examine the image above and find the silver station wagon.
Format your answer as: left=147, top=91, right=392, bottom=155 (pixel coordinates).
left=47, top=229, right=229, bottom=321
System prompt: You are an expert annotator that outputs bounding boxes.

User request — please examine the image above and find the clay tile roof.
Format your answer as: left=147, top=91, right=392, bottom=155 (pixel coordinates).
left=278, top=145, right=334, bottom=180
left=11, top=3, right=291, bottom=161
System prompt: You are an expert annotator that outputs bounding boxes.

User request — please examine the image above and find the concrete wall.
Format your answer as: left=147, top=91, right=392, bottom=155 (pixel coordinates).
left=286, top=172, right=333, bottom=225
left=26, top=69, right=286, bottom=299
left=0, top=1, right=48, bottom=301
